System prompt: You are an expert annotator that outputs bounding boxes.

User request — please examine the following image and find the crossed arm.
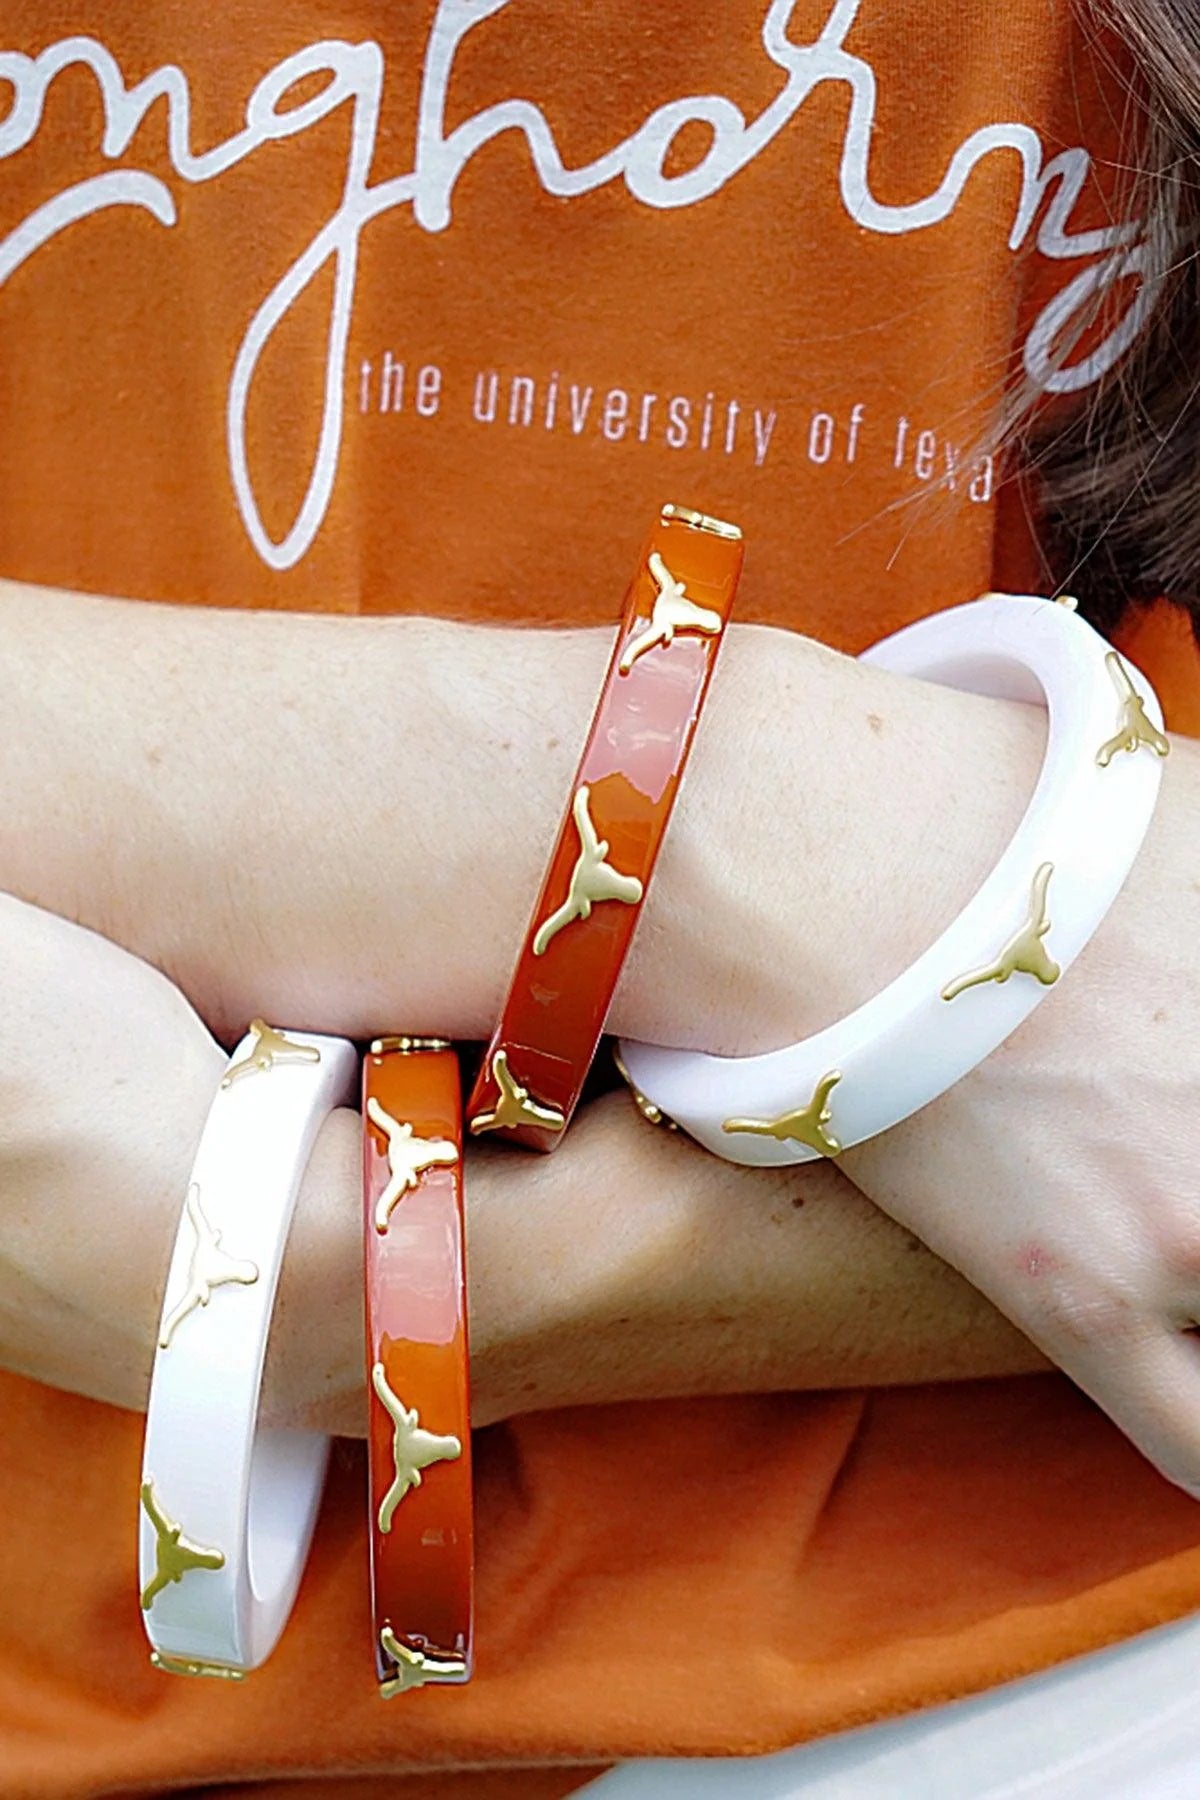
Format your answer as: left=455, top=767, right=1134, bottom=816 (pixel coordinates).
left=0, top=889, right=1045, bottom=1437
left=2, top=576, right=1197, bottom=1492
left=0, top=578, right=1041, bottom=1049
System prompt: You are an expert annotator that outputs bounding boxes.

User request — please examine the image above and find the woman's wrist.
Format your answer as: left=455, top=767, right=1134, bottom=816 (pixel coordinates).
left=0, top=871, right=1046, bottom=1433
left=267, top=1089, right=1047, bottom=1440
left=627, top=621, right=1047, bottom=1055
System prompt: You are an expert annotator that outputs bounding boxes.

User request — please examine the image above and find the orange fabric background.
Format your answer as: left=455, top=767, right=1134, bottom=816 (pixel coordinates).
left=1, top=3, right=1199, bottom=1796
left=0, top=0, right=1154, bottom=642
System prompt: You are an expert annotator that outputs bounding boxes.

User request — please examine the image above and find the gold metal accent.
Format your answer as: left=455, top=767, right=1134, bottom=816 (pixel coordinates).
left=221, top=1020, right=320, bottom=1087
left=941, top=862, right=1060, bottom=1001
left=158, top=1184, right=259, bottom=1348
left=370, top=1035, right=453, bottom=1056
left=1096, top=651, right=1171, bottom=767
left=468, top=1048, right=565, bottom=1136
left=150, top=1650, right=245, bottom=1681
left=723, top=1071, right=844, bottom=1157
left=139, top=1479, right=225, bottom=1611
left=371, top=1364, right=462, bottom=1533
left=366, top=1097, right=459, bottom=1233
left=619, top=552, right=725, bottom=676
left=532, top=785, right=644, bottom=955
left=611, top=1046, right=678, bottom=1130
left=378, top=1625, right=468, bottom=1696
left=660, top=502, right=742, bottom=541
left=1055, top=593, right=1079, bottom=610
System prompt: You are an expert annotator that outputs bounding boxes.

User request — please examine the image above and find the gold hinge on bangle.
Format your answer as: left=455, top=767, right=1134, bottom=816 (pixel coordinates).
left=660, top=502, right=742, bottom=542
left=150, top=1650, right=245, bottom=1681
left=612, top=1047, right=679, bottom=1130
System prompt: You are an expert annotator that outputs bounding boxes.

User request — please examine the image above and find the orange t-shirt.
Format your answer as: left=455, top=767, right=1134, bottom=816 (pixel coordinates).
left=2, top=4, right=1199, bottom=1796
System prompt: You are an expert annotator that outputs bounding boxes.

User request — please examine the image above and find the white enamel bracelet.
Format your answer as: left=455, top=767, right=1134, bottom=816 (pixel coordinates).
left=139, top=1021, right=357, bottom=1675
left=617, top=593, right=1169, bottom=1167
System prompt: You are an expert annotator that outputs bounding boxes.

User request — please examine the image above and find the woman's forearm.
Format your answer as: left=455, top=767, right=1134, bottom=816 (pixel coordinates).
left=10, top=584, right=1199, bottom=1491
left=0, top=578, right=1043, bottom=1051
left=0, top=895, right=1045, bottom=1436
left=286, top=1092, right=1049, bottom=1437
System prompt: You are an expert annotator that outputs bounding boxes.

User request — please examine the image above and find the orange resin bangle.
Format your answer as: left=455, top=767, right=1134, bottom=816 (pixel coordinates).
left=362, top=1037, right=473, bottom=1696
left=467, top=502, right=744, bottom=1152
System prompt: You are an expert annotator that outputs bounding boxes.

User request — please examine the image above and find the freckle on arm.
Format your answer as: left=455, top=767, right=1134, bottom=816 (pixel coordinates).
left=1019, top=1243, right=1058, bottom=1279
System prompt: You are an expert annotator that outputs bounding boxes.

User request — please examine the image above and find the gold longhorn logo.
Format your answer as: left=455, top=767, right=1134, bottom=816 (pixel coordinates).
left=378, top=1626, right=468, bottom=1695
left=371, top=1363, right=462, bottom=1534
left=941, top=862, right=1060, bottom=1001
left=158, top=1184, right=259, bottom=1348
left=723, top=1070, right=844, bottom=1157
left=139, top=1479, right=225, bottom=1611
left=532, top=785, right=643, bottom=956
left=619, top=551, right=723, bottom=674
left=221, top=1020, right=320, bottom=1087
left=367, top=1097, right=459, bottom=1233
left=1096, top=652, right=1171, bottom=767
left=469, top=1049, right=565, bottom=1136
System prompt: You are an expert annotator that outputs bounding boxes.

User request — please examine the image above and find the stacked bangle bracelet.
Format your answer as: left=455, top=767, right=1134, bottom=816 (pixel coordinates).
left=140, top=1021, right=357, bottom=1676
left=466, top=502, right=744, bottom=1151
left=127, top=569, right=1173, bottom=1692
left=363, top=1036, right=473, bottom=1695
left=617, top=592, right=1169, bottom=1163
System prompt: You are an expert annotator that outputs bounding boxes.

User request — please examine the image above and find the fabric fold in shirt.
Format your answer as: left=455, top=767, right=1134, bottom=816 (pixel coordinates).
left=4, top=1377, right=1200, bottom=1795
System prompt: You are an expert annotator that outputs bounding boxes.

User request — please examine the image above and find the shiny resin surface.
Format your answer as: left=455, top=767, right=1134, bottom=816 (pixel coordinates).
left=467, top=507, right=744, bottom=1150
left=362, top=1043, right=473, bottom=1684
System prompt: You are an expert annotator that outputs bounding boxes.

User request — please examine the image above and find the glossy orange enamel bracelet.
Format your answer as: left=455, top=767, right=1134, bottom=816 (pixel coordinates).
left=466, top=502, right=743, bottom=1152
left=363, top=1037, right=473, bottom=1695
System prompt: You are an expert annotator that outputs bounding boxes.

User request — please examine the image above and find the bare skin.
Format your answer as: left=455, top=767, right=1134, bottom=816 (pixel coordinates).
left=0, top=580, right=1040, bottom=1051
left=0, top=579, right=1197, bottom=1493
left=0, top=893, right=1045, bottom=1433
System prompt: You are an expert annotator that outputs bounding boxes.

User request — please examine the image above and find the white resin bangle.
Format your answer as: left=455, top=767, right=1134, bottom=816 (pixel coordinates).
left=139, top=1020, right=357, bottom=1675
left=617, top=593, right=1169, bottom=1167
